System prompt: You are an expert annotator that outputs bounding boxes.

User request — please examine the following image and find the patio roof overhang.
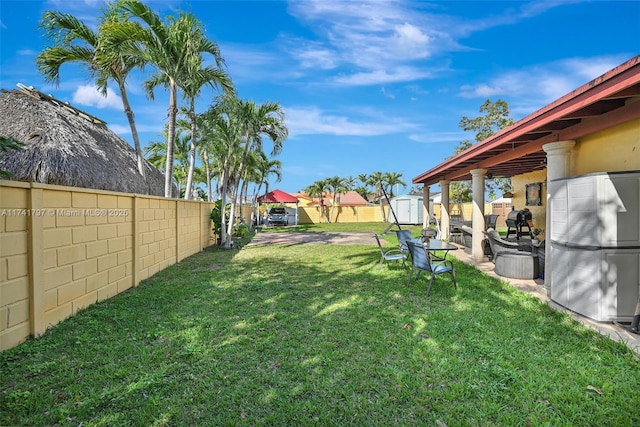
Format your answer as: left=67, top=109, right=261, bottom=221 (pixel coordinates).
left=413, top=55, right=640, bottom=187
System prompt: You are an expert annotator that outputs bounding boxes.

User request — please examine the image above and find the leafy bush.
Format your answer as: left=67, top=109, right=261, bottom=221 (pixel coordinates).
left=210, top=200, right=224, bottom=239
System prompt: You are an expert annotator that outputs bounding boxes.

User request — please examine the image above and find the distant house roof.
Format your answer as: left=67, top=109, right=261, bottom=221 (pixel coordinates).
left=336, top=191, right=368, bottom=205
left=257, top=189, right=298, bottom=203
left=413, top=55, right=640, bottom=186
left=0, top=85, right=166, bottom=196
left=297, top=190, right=367, bottom=206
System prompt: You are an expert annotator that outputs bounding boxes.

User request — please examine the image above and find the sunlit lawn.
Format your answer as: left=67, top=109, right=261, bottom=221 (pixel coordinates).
left=1, top=223, right=638, bottom=426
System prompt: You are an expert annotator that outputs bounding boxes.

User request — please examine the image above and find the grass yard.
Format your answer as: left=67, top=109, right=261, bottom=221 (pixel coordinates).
left=1, top=223, right=639, bottom=426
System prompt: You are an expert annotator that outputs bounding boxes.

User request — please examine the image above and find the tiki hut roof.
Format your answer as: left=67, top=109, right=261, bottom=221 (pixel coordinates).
left=0, top=85, right=166, bottom=196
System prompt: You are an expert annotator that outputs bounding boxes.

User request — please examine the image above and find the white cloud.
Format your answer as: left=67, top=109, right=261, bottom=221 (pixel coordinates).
left=284, top=105, right=416, bottom=137
left=283, top=0, right=580, bottom=89
left=334, top=66, right=432, bottom=86
left=391, top=22, right=432, bottom=59
left=458, top=83, right=504, bottom=98
left=72, top=84, right=122, bottom=110
left=409, top=131, right=467, bottom=144
left=457, top=54, right=633, bottom=105
left=286, top=0, right=453, bottom=84
left=296, top=46, right=339, bottom=70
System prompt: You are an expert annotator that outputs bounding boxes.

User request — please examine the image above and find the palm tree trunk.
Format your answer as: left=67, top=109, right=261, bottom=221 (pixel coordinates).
left=225, top=180, right=239, bottom=247
left=203, top=148, right=212, bottom=202
left=251, top=183, right=261, bottom=226
left=219, top=143, right=236, bottom=248
left=239, top=178, right=250, bottom=223
left=219, top=169, right=229, bottom=246
left=223, top=137, right=250, bottom=246
left=118, top=80, right=146, bottom=181
left=164, top=80, right=178, bottom=198
left=184, top=105, right=197, bottom=200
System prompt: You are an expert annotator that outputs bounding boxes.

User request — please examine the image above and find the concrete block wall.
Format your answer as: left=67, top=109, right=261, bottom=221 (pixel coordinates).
left=40, top=187, right=134, bottom=333
left=177, top=201, right=203, bottom=262
left=298, top=206, right=388, bottom=223
left=137, top=197, right=176, bottom=282
left=0, top=181, right=215, bottom=352
left=0, top=183, right=30, bottom=350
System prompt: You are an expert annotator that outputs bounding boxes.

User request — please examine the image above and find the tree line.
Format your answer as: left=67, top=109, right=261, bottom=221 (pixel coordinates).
left=303, top=172, right=406, bottom=223
left=35, top=0, right=287, bottom=248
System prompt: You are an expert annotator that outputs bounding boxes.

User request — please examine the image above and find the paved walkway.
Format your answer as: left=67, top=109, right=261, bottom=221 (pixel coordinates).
left=448, top=245, right=640, bottom=354
left=248, top=231, right=377, bottom=246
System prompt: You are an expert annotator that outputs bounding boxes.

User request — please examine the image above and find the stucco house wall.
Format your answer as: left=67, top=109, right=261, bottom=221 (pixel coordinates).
left=573, top=118, right=640, bottom=176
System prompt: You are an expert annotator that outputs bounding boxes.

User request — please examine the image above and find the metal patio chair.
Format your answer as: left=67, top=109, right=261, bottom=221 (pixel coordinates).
left=395, top=229, right=413, bottom=257
left=406, top=241, right=457, bottom=296
left=374, top=233, right=407, bottom=267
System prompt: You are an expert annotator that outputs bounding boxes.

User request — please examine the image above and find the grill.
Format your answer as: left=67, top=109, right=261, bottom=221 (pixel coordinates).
left=505, top=209, right=533, bottom=239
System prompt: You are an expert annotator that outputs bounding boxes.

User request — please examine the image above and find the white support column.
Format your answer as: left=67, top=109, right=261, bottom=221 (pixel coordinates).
left=439, top=180, right=450, bottom=240
left=543, top=140, right=576, bottom=293
left=422, top=185, right=430, bottom=229
left=471, top=168, right=487, bottom=262
left=544, top=141, right=575, bottom=181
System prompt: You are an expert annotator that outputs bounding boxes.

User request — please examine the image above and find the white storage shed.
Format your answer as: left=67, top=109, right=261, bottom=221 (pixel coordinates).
left=389, top=194, right=424, bottom=224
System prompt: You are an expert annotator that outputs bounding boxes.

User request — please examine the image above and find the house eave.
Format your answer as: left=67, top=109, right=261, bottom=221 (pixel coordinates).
left=413, top=55, right=640, bottom=186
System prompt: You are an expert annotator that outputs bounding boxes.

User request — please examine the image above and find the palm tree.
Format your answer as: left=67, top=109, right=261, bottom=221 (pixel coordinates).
left=251, top=153, right=282, bottom=225
left=180, top=59, right=232, bottom=200
left=143, top=140, right=168, bottom=172
left=235, top=150, right=260, bottom=223
left=356, top=173, right=370, bottom=202
left=305, top=179, right=331, bottom=223
left=208, top=94, right=243, bottom=246
left=196, top=109, right=218, bottom=201
left=207, top=99, right=243, bottom=246
left=221, top=98, right=287, bottom=247
left=37, top=6, right=148, bottom=178
left=325, top=176, right=347, bottom=222
left=0, top=136, right=23, bottom=178
left=344, top=176, right=357, bottom=191
left=368, top=171, right=386, bottom=221
left=383, top=172, right=406, bottom=198
left=144, top=128, right=190, bottom=193
left=115, top=0, right=233, bottom=197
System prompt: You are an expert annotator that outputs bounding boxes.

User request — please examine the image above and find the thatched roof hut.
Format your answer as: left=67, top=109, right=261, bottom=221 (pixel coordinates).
left=0, top=85, right=166, bottom=196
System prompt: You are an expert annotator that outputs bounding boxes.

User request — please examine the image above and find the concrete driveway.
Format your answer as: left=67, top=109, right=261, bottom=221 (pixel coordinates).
left=248, top=231, right=379, bottom=246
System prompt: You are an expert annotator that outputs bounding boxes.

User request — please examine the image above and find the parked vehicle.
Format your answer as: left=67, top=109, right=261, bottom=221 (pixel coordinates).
left=267, top=207, right=288, bottom=226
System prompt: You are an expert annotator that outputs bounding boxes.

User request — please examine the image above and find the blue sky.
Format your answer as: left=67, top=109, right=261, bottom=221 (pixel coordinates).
left=1, top=0, right=639, bottom=196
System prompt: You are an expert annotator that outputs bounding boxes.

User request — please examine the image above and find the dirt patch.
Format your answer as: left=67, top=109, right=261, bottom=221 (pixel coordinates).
left=248, top=231, right=381, bottom=246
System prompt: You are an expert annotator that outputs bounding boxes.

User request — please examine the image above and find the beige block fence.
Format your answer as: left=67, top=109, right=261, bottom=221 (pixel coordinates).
left=298, top=205, right=388, bottom=223
left=0, top=181, right=215, bottom=352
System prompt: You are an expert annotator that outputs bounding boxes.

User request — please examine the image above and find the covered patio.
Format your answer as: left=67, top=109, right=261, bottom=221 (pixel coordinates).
left=413, top=55, right=640, bottom=327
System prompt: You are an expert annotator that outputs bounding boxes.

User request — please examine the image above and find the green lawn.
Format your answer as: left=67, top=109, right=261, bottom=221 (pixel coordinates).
left=1, top=223, right=639, bottom=426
